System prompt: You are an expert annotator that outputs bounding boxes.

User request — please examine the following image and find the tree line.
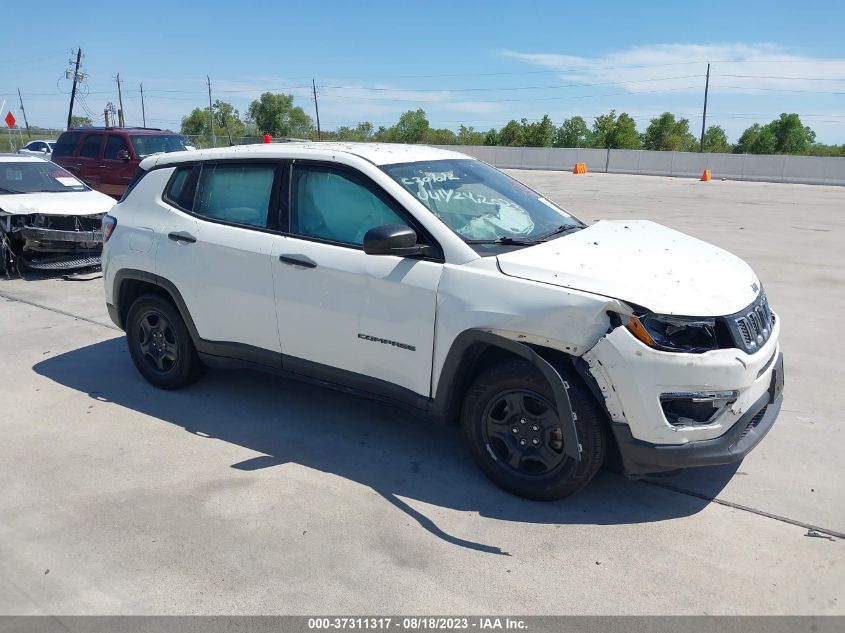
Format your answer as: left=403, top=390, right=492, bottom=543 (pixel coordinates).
left=175, top=92, right=844, bottom=156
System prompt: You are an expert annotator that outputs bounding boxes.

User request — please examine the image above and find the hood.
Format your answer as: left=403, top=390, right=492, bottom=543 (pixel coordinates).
left=496, top=220, right=760, bottom=317
left=0, top=190, right=116, bottom=217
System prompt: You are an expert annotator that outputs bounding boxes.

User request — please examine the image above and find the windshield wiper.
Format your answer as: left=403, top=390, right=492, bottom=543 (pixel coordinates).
left=465, top=225, right=582, bottom=246
left=0, top=186, right=24, bottom=194
left=533, top=224, right=583, bottom=241
left=464, top=236, right=543, bottom=246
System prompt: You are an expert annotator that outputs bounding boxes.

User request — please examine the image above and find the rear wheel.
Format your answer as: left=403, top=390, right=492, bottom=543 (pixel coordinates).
left=461, top=358, right=606, bottom=501
left=126, top=294, right=205, bottom=389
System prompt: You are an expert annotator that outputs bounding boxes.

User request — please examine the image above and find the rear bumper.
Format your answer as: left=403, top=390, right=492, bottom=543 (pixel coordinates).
left=613, top=353, right=784, bottom=475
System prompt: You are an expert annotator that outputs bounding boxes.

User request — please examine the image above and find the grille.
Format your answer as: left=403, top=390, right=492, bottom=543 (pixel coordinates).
left=732, top=294, right=774, bottom=352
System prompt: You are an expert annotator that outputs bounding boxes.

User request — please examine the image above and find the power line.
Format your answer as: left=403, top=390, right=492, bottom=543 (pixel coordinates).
left=316, top=74, right=704, bottom=93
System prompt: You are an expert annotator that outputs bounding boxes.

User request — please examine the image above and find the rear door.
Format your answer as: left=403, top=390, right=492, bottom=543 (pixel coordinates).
left=75, top=133, right=104, bottom=191
left=155, top=161, right=283, bottom=359
left=100, top=134, right=134, bottom=197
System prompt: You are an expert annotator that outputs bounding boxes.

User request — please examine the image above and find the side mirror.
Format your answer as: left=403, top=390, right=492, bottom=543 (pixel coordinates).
left=42, top=147, right=50, bottom=153
left=363, top=224, right=429, bottom=257
left=117, top=149, right=130, bottom=161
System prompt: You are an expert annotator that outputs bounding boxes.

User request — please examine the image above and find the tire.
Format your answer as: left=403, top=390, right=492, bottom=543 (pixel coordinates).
left=461, top=358, right=606, bottom=501
left=125, top=293, right=205, bottom=389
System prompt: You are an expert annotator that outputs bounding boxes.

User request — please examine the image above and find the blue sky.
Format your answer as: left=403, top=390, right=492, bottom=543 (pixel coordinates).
left=2, top=0, right=844, bottom=143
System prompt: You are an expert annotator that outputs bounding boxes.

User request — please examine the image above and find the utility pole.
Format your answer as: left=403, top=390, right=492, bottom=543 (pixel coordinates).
left=699, top=63, right=710, bottom=152
left=140, top=83, right=146, bottom=127
left=115, top=73, right=125, bottom=126
left=312, top=78, right=322, bottom=141
left=207, top=75, right=216, bottom=147
left=17, top=89, right=31, bottom=139
left=104, top=108, right=110, bottom=128
left=66, top=47, right=82, bottom=129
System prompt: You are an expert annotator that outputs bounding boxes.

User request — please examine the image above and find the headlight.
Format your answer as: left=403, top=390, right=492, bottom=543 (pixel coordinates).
left=625, top=313, right=721, bottom=353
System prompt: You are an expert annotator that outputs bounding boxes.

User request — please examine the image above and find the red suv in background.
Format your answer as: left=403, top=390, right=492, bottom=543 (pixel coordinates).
left=52, top=127, right=192, bottom=198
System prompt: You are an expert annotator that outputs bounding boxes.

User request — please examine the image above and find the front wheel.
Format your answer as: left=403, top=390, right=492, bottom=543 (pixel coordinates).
left=125, top=294, right=205, bottom=389
left=461, top=358, right=606, bottom=501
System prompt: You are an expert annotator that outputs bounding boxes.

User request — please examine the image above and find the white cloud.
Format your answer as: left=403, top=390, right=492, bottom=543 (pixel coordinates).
left=500, top=43, right=845, bottom=94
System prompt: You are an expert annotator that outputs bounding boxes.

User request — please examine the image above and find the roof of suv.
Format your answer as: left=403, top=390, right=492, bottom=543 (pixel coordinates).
left=147, top=142, right=471, bottom=168
left=66, top=127, right=176, bottom=135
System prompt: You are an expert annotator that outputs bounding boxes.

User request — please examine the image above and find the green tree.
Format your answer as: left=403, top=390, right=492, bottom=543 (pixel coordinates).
left=701, top=125, right=731, bottom=153
left=424, top=128, right=458, bottom=144
left=591, top=110, right=636, bottom=149
left=767, top=113, right=816, bottom=154
left=521, top=115, right=555, bottom=147
left=734, top=123, right=777, bottom=154
left=591, top=111, right=617, bottom=149
left=180, top=107, right=209, bottom=136
left=372, top=125, right=391, bottom=142
left=642, top=112, right=697, bottom=151
left=554, top=116, right=591, bottom=147
left=457, top=125, right=485, bottom=145
left=335, top=121, right=374, bottom=141
left=246, top=92, right=313, bottom=137
left=498, top=119, right=524, bottom=146
left=592, top=111, right=640, bottom=149
left=213, top=100, right=245, bottom=141
left=383, top=109, right=430, bottom=144
left=70, top=115, right=92, bottom=128
left=483, top=128, right=499, bottom=145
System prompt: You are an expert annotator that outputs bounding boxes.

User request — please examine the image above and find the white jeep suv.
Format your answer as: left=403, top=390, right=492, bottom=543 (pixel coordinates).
left=101, top=143, right=783, bottom=500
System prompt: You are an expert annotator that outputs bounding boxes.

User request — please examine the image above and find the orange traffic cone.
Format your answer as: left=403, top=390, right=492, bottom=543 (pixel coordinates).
left=573, top=162, right=588, bottom=174
left=700, top=169, right=712, bottom=181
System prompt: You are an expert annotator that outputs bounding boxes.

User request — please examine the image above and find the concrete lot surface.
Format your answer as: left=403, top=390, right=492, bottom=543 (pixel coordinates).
left=0, top=171, right=842, bottom=615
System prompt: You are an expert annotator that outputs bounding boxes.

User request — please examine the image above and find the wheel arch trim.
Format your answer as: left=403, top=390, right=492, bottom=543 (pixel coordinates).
left=112, top=268, right=201, bottom=343
left=434, top=329, right=582, bottom=461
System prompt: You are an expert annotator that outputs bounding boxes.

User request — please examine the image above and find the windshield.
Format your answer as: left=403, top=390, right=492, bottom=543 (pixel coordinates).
left=130, top=134, right=190, bottom=158
left=0, top=161, right=87, bottom=194
left=383, top=159, right=582, bottom=244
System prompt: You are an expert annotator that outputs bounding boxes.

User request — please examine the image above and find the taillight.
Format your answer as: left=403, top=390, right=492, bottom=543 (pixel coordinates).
left=102, top=214, right=117, bottom=242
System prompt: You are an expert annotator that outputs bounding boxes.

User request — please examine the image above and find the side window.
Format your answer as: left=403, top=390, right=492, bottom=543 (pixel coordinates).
left=104, top=135, right=129, bottom=159
left=162, top=165, right=199, bottom=211
left=80, top=135, right=102, bottom=159
left=52, top=133, right=80, bottom=157
left=291, top=167, right=407, bottom=246
left=195, top=163, right=276, bottom=228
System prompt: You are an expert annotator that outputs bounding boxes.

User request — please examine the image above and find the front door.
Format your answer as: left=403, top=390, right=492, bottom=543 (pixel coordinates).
left=271, top=163, right=443, bottom=397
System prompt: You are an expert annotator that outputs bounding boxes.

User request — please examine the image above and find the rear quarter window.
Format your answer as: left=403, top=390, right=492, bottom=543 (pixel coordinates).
left=162, top=165, right=200, bottom=211
left=52, top=132, right=81, bottom=158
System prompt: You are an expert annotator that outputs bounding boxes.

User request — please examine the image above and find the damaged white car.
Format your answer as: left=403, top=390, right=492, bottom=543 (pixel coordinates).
left=102, top=143, right=783, bottom=500
left=0, top=155, right=115, bottom=274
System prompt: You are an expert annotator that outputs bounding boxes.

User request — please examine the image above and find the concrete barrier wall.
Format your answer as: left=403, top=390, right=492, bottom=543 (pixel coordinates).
left=433, top=145, right=845, bottom=186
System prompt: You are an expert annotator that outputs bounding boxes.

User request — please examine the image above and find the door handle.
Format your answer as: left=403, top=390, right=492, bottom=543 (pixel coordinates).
left=279, top=254, right=317, bottom=268
left=75, top=163, right=82, bottom=167
left=168, top=231, right=197, bottom=244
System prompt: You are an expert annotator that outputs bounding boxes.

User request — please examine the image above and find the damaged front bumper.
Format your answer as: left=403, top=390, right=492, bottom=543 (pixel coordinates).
left=612, top=354, right=783, bottom=475
left=1, top=213, right=103, bottom=272
left=582, top=314, right=783, bottom=475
